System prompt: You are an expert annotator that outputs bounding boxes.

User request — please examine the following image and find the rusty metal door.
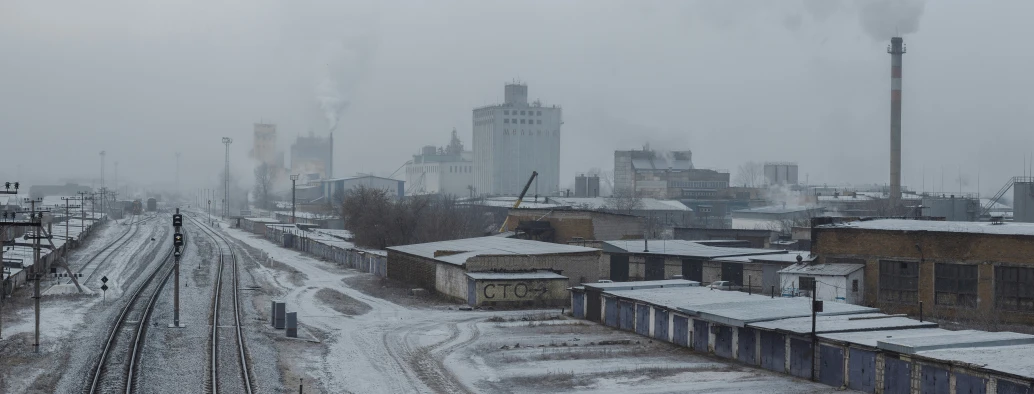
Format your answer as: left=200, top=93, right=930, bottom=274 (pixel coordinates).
left=737, top=327, right=756, bottom=365
left=653, top=309, right=669, bottom=341
left=848, top=348, right=876, bottom=393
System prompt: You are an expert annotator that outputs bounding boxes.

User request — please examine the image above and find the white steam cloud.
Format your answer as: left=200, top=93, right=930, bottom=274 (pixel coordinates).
left=855, top=0, right=926, bottom=40
left=315, top=36, right=377, bottom=133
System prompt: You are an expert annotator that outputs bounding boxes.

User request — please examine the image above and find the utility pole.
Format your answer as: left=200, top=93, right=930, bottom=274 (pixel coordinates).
left=61, top=197, right=81, bottom=243
left=113, top=161, right=119, bottom=196
left=99, top=151, right=106, bottom=189
left=20, top=198, right=49, bottom=353
left=0, top=181, right=21, bottom=339
left=222, top=137, right=233, bottom=218
left=290, top=174, right=299, bottom=224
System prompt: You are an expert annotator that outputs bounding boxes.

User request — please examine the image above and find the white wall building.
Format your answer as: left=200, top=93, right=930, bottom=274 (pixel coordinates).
left=405, top=129, right=473, bottom=197
left=778, top=263, right=865, bottom=305
left=472, top=83, right=562, bottom=197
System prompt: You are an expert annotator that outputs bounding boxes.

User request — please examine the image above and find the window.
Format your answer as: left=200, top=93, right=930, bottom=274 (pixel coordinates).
left=520, top=119, right=525, bottom=124
left=852, top=279, right=859, bottom=292
left=504, top=110, right=509, bottom=115
left=537, top=120, right=542, bottom=124
left=520, top=110, right=526, bottom=115
left=879, top=260, right=919, bottom=304
left=799, top=276, right=815, bottom=291
left=996, top=266, right=1034, bottom=312
left=935, top=263, right=978, bottom=307
left=537, top=111, right=542, bottom=116
left=504, top=119, right=509, bottom=124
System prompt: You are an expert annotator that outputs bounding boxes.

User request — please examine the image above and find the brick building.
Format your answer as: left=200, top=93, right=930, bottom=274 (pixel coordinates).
left=812, top=219, right=1034, bottom=324
left=387, top=237, right=601, bottom=306
left=504, top=209, right=644, bottom=243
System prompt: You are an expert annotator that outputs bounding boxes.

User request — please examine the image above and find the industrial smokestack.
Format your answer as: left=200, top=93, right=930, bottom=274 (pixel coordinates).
left=888, top=37, right=905, bottom=207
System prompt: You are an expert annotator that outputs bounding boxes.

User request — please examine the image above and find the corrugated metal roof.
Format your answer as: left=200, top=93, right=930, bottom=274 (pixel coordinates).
left=779, top=262, right=863, bottom=276
left=602, top=240, right=787, bottom=259
left=820, top=219, right=1034, bottom=236
left=466, top=271, right=568, bottom=280
left=388, top=237, right=599, bottom=266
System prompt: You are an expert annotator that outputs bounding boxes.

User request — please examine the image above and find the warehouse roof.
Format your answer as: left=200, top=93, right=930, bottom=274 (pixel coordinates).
left=388, top=237, right=598, bottom=266
left=732, top=205, right=823, bottom=215
left=820, top=219, right=1034, bottom=236
left=466, top=271, right=567, bottom=280
left=779, top=262, right=863, bottom=276
left=602, top=240, right=788, bottom=259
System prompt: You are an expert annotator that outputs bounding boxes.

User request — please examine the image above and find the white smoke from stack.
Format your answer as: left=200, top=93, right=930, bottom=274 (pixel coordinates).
left=855, top=0, right=926, bottom=40
left=315, top=36, right=377, bottom=133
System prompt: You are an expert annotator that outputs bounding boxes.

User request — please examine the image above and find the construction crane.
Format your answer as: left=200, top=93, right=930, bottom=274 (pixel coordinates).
left=498, top=171, right=538, bottom=232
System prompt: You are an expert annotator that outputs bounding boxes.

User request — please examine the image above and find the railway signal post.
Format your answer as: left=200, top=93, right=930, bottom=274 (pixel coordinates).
left=171, top=209, right=185, bottom=328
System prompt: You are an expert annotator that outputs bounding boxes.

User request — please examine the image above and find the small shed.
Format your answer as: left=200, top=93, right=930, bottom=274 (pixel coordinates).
left=465, top=271, right=568, bottom=307
left=779, top=263, right=865, bottom=304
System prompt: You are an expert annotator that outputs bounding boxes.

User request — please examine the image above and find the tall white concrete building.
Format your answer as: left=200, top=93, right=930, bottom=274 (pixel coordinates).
left=405, top=129, right=473, bottom=197
left=472, top=83, right=562, bottom=196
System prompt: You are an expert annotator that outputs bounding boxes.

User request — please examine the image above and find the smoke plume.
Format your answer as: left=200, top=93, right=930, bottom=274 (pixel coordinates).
left=315, top=36, right=377, bottom=133
left=855, top=0, right=926, bottom=40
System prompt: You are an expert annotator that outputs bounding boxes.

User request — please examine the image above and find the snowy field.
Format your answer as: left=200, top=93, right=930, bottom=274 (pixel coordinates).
left=0, top=215, right=848, bottom=393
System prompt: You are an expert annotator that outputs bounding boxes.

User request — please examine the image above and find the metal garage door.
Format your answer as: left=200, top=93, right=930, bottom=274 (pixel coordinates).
left=714, top=325, right=733, bottom=359
left=760, top=331, right=785, bottom=373
left=587, top=290, right=602, bottom=322
left=646, top=257, right=665, bottom=280
left=819, top=345, right=845, bottom=388
left=789, top=337, right=812, bottom=379
left=998, top=380, right=1033, bottom=394
left=610, top=255, right=630, bottom=281
left=635, top=304, right=651, bottom=336
left=737, top=327, right=756, bottom=365
left=693, top=319, right=709, bottom=351
left=721, top=262, right=744, bottom=285
left=682, top=259, right=703, bottom=282
left=467, top=278, right=477, bottom=306
left=672, top=315, right=689, bottom=347
left=955, top=372, right=986, bottom=394
left=921, top=365, right=950, bottom=394
left=572, top=291, right=584, bottom=318
left=883, top=357, right=912, bottom=394
left=848, top=348, right=876, bottom=393
left=653, top=309, right=669, bottom=341
left=619, top=300, right=635, bottom=331
left=604, top=297, right=618, bottom=327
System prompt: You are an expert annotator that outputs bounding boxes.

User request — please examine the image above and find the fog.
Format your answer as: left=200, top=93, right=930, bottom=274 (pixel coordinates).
left=3, top=0, right=1034, bottom=196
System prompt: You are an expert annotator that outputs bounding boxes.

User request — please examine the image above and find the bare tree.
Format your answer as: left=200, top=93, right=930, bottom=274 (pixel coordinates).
left=735, top=161, right=765, bottom=188
left=340, top=186, right=487, bottom=249
left=253, top=163, right=273, bottom=210
left=608, top=187, right=644, bottom=213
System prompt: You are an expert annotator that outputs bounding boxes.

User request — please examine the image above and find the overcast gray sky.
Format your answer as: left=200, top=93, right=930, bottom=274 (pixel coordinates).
left=3, top=0, right=1033, bottom=196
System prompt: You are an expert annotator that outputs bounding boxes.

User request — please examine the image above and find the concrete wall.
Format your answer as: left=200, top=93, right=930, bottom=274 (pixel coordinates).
left=386, top=250, right=438, bottom=291
left=1016, top=182, right=1034, bottom=223
left=674, top=227, right=774, bottom=248
left=472, top=277, right=568, bottom=307
left=814, top=226, right=1034, bottom=323
left=465, top=252, right=602, bottom=286
left=435, top=263, right=468, bottom=300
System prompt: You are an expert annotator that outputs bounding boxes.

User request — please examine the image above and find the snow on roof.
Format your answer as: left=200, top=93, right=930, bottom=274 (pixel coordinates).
left=749, top=252, right=814, bottom=264
left=547, top=197, right=691, bottom=211
left=466, top=271, right=568, bottom=280
left=817, top=195, right=872, bottom=202
left=821, top=219, right=1034, bottom=236
left=819, top=328, right=954, bottom=348
left=583, top=279, right=700, bottom=291
left=877, top=330, right=1034, bottom=354
left=733, top=205, right=822, bottom=215
left=243, top=217, right=280, bottom=224
left=314, top=229, right=353, bottom=240
left=604, top=286, right=876, bottom=327
left=919, top=344, right=1034, bottom=379
left=779, top=262, right=863, bottom=276
left=749, top=313, right=936, bottom=335
left=388, top=237, right=598, bottom=266
left=470, top=198, right=561, bottom=209
left=602, top=239, right=788, bottom=259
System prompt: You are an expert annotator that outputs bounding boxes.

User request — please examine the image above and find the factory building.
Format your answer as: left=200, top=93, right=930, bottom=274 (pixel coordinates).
left=813, top=218, right=1034, bottom=325
left=322, top=175, right=404, bottom=204
left=250, top=123, right=286, bottom=185
left=763, top=162, right=798, bottom=185
left=599, top=239, right=794, bottom=288
left=290, top=131, right=334, bottom=182
left=405, top=129, right=473, bottom=197
left=386, top=237, right=600, bottom=306
left=472, top=82, right=562, bottom=197
left=613, top=146, right=729, bottom=199
left=573, top=174, right=600, bottom=197
left=920, top=194, right=980, bottom=221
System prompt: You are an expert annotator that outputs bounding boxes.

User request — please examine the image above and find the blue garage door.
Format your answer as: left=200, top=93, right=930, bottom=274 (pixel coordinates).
left=760, top=331, right=785, bottom=373
left=848, top=348, right=876, bottom=393
left=693, top=319, right=709, bottom=351
left=572, top=292, right=584, bottom=318
left=635, top=304, right=651, bottom=336
left=819, top=345, right=845, bottom=388
left=921, top=365, right=950, bottom=394
left=604, top=297, right=618, bottom=327
left=672, top=315, right=689, bottom=347
left=998, top=380, right=1033, bottom=394
left=955, top=372, right=986, bottom=394
left=619, top=301, right=635, bottom=331
left=653, top=309, right=669, bottom=341
left=884, top=357, right=912, bottom=394
left=789, top=337, right=812, bottom=379
left=737, top=327, right=756, bottom=365
left=714, top=325, right=733, bottom=359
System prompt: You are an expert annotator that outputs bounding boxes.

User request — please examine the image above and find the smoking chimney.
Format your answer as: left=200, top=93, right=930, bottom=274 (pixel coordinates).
left=888, top=37, right=906, bottom=207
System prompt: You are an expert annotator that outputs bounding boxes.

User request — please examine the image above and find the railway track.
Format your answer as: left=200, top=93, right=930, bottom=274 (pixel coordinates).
left=187, top=214, right=254, bottom=394
left=86, top=234, right=178, bottom=394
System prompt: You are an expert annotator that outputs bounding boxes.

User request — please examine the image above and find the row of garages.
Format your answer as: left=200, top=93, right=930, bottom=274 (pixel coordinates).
left=3, top=215, right=107, bottom=295
left=571, top=281, right=1034, bottom=394
left=239, top=220, right=387, bottom=278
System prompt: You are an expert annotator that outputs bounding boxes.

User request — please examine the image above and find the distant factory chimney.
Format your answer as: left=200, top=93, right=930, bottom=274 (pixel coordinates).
left=888, top=37, right=906, bottom=207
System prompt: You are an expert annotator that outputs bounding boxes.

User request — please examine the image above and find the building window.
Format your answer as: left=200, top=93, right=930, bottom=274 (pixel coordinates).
left=879, top=260, right=919, bottom=304
left=520, top=119, right=525, bottom=124
left=935, top=263, right=978, bottom=308
left=996, top=266, right=1034, bottom=312
left=852, top=279, right=859, bottom=292
left=537, top=120, right=542, bottom=124
left=504, top=110, right=509, bottom=115
left=504, top=119, right=509, bottom=124
left=520, top=110, right=526, bottom=115
left=537, top=111, right=542, bottom=116
left=799, top=276, right=815, bottom=291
